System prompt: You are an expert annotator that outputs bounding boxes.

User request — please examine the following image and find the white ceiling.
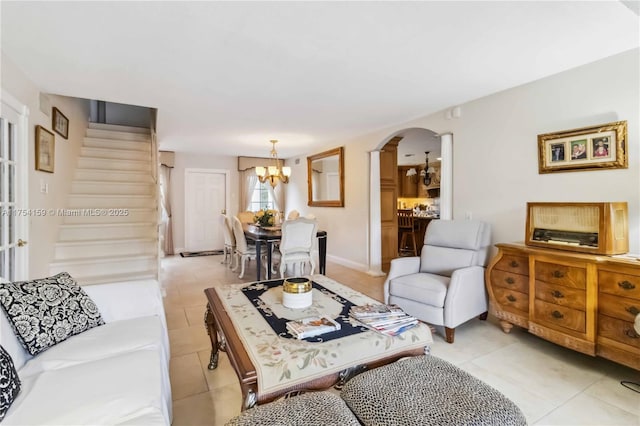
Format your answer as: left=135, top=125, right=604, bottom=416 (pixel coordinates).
left=2, top=1, right=638, bottom=158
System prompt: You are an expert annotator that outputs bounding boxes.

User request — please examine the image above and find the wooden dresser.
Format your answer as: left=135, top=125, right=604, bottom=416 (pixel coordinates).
left=486, top=243, right=640, bottom=370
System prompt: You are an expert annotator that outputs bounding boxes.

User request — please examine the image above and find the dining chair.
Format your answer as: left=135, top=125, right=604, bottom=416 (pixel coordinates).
left=231, top=216, right=258, bottom=279
left=287, top=210, right=300, bottom=220
left=220, top=214, right=236, bottom=269
left=277, top=217, right=318, bottom=278
left=397, top=209, right=417, bottom=256
left=237, top=211, right=255, bottom=224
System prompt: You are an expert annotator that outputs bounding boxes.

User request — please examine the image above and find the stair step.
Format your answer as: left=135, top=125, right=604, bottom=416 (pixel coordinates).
left=55, top=238, right=157, bottom=259
left=88, top=123, right=150, bottom=135
left=78, top=157, right=151, bottom=172
left=83, top=137, right=151, bottom=152
left=74, top=168, right=153, bottom=183
left=80, top=146, right=150, bottom=161
left=72, top=180, right=155, bottom=196
left=62, top=207, right=157, bottom=224
left=58, top=222, right=156, bottom=241
left=68, top=194, right=155, bottom=209
left=86, top=128, right=150, bottom=142
left=50, top=254, right=157, bottom=278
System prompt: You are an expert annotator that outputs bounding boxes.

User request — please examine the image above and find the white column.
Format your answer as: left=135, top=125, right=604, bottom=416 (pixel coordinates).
left=440, top=133, right=453, bottom=220
left=368, top=151, right=384, bottom=276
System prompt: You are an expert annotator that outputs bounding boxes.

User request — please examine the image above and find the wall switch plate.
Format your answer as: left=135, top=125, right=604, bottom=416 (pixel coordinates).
left=465, top=211, right=472, bottom=220
left=40, top=180, right=48, bottom=194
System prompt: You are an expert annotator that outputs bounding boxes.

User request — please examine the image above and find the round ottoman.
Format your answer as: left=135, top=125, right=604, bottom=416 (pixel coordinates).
left=225, top=391, right=360, bottom=426
left=340, top=355, right=527, bottom=426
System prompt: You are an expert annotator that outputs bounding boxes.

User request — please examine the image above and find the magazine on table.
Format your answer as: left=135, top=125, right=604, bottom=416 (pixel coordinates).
left=349, top=303, right=406, bottom=318
left=286, top=316, right=341, bottom=339
left=350, top=303, right=419, bottom=336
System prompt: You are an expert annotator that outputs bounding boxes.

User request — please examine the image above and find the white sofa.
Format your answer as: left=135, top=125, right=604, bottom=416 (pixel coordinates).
left=0, top=279, right=172, bottom=425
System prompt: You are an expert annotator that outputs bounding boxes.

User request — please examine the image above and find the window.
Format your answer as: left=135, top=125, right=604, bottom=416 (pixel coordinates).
left=248, top=182, right=274, bottom=211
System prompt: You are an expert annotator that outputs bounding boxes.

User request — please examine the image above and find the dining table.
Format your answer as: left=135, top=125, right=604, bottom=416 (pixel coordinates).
left=242, top=223, right=328, bottom=281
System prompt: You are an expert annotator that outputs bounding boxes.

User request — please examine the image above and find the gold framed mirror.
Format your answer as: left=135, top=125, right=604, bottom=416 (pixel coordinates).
left=307, top=147, right=344, bottom=207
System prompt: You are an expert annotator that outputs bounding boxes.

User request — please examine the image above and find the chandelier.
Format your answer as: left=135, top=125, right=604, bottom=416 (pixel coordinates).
left=420, top=151, right=437, bottom=186
left=255, top=140, right=291, bottom=187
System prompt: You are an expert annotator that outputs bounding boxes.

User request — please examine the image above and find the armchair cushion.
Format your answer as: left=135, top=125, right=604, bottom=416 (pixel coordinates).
left=388, top=273, right=449, bottom=307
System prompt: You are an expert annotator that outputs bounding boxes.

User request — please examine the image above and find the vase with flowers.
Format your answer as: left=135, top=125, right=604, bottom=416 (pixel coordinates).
left=254, top=209, right=277, bottom=227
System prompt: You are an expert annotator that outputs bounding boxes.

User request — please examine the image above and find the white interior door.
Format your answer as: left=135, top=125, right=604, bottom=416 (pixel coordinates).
left=185, top=168, right=228, bottom=252
left=0, top=92, right=29, bottom=282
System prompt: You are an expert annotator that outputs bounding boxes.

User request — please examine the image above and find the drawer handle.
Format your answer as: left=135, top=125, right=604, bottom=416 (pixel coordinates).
left=625, top=306, right=640, bottom=316
left=618, top=280, right=636, bottom=290
left=624, top=329, right=639, bottom=339
left=553, top=270, right=564, bottom=278
left=506, top=295, right=516, bottom=302
left=505, top=277, right=515, bottom=285
left=509, top=260, right=519, bottom=268
left=551, top=310, right=564, bottom=319
left=551, top=290, right=564, bottom=298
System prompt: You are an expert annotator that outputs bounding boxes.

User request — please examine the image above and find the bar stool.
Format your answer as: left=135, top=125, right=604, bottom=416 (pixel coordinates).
left=398, top=209, right=417, bottom=256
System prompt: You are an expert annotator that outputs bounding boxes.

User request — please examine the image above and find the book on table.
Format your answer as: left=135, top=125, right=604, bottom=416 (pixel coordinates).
left=286, top=316, right=341, bottom=339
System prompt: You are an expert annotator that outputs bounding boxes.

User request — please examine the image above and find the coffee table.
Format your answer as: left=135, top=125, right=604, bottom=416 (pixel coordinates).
left=204, top=275, right=433, bottom=410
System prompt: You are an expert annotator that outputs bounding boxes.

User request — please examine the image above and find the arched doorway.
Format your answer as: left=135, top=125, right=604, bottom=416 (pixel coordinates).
left=368, top=128, right=453, bottom=274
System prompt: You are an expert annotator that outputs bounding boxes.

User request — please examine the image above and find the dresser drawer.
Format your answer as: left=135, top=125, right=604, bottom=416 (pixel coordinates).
left=492, top=287, right=529, bottom=313
left=535, top=261, right=586, bottom=289
left=535, top=281, right=585, bottom=310
left=598, top=314, right=640, bottom=349
left=533, top=299, right=585, bottom=333
left=494, top=254, right=529, bottom=275
left=491, top=269, right=528, bottom=293
left=598, top=293, right=640, bottom=322
left=598, top=270, right=640, bottom=300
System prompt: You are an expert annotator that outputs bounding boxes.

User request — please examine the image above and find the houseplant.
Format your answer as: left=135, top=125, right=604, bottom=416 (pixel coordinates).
left=254, top=209, right=277, bottom=227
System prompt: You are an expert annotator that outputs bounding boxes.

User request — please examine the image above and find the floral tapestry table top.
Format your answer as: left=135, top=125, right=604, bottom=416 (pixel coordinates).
left=215, top=274, right=433, bottom=395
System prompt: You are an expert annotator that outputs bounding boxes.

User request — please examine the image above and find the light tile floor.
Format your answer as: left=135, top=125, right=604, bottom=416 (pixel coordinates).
left=163, top=254, right=640, bottom=425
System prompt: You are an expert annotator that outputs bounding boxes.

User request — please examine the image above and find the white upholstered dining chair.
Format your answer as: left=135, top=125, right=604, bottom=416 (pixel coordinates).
left=220, top=214, right=236, bottom=269
left=276, top=217, right=318, bottom=278
left=383, top=219, right=491, bottom=343
left=231, top=216, right=258, bottom=279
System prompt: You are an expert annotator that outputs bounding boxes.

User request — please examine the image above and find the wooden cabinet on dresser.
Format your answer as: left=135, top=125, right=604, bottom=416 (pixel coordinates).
left=486, top=243, right=640, bottom=370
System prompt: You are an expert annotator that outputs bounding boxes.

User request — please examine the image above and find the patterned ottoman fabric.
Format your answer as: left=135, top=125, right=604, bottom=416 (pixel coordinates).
left=225, top=391, right=360, bottom=426
left=341, top=355, right=527, bottom=426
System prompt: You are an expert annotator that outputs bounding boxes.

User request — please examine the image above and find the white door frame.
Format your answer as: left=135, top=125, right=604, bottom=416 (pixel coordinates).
left=0, top=90, right=30, bottom=280
left=184, top=168, right=230, bottom=251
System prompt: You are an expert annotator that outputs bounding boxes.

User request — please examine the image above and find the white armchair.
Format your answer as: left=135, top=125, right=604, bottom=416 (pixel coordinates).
left=383, top=220, right=491, bottom=343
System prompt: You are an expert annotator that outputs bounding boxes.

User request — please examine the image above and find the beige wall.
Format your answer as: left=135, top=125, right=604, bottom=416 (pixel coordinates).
left=2, top=53, right=89, bottom=278
left=285, top=48, right=640, bottom=270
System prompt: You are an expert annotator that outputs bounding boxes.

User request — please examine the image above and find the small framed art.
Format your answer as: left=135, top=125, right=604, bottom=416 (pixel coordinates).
left=35, top=125, right=55, bottom=173
left=52, top=107, right=69, bottom=139
left=537, top=121, right=627, bottom=174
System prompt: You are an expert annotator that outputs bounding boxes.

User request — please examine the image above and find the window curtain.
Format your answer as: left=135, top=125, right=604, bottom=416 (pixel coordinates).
left=267, top=182, right=285, bottom=214
left=240, top=169, right=258, bottom=211
left=159, top=164, right=174, bottom=255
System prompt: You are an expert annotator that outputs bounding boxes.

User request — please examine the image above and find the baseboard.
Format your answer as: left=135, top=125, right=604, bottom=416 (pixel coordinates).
left=325, top=254, right=369, bottom=273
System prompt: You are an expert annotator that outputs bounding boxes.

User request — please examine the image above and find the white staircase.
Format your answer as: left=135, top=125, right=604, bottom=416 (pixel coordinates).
left=49, top=123, right=158, bottom=285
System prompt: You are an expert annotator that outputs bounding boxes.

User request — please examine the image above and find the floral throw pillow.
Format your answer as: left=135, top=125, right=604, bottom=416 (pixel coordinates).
left=0, top=272, right=104, bottom=356
left=0, top=344, right=21, bottom=421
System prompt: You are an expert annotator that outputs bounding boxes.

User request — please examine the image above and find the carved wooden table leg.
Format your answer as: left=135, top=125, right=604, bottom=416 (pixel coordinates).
left=241, top=387, right=257, bottom=411
left=499, top=320, right=514, bottom=333
left=204, top=304, right=219, bottom=370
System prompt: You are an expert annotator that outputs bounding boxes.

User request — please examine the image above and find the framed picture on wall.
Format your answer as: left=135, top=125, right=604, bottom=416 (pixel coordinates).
left=35, top=125, right=55, bottom=173
left=52, top=107, right=69, bottom=139
left=537, top=121, right=627, bottom=174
